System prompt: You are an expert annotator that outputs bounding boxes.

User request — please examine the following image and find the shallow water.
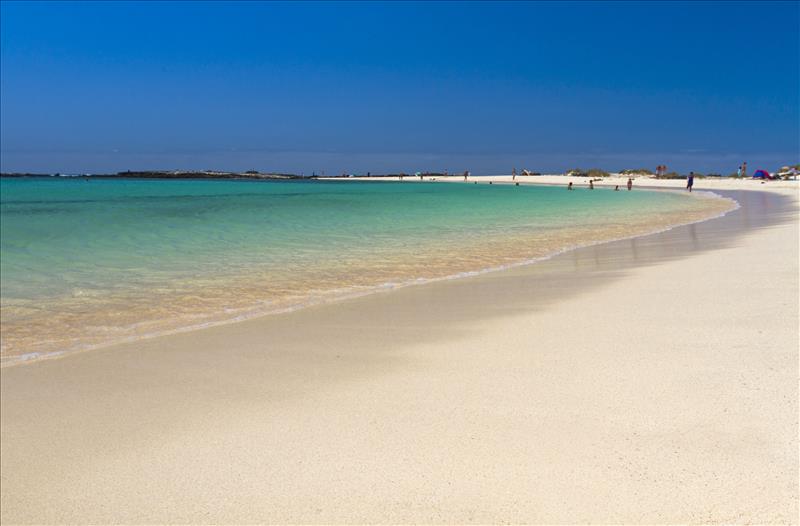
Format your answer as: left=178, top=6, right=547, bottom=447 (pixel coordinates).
left=0, top=177, right=732, bottom=363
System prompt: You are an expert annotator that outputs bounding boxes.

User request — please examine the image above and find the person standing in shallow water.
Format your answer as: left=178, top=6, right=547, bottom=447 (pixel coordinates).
left=627, top=177, right=633, bottom=191
left=589, top=179, right=594, bottom=189
left=567, top=181, right=573, bottom=190
left=687, top=171, right=695, bottom=192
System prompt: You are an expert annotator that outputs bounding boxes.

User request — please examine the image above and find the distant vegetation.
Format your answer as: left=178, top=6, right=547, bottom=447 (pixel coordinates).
left=565, top=168, right=610, bottom=177
left=619, top=168, right=653, bottom=175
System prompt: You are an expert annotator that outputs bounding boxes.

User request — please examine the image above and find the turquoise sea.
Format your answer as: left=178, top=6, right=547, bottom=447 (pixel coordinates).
left=1, top=177, right=729, bottom=364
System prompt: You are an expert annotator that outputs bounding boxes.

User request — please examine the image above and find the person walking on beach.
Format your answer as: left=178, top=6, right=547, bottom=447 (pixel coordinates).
left=737, top=165, right=742, bottom=178
left=627, top=177, right=633, bottom=191
left=687, top=171, right=695, bottom=192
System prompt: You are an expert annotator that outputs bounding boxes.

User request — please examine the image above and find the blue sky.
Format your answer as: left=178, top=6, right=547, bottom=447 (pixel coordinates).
left=1, top=0, right=797, bottom=174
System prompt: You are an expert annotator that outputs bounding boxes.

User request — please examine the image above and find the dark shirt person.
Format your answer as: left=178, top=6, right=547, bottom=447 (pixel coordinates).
left=627, top=177, right=632, bottom=191
left=567, top=181, right=573, bottom=190
left=687, top=172, right=695, bottom=192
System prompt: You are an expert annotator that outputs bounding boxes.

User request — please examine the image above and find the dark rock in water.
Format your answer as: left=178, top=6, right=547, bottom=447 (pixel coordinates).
left=0, top=172, right=54, bottom=178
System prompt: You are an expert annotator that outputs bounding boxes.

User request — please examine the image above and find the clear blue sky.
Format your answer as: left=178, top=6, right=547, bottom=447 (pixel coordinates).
left=1, top=0, right=798, bottom=174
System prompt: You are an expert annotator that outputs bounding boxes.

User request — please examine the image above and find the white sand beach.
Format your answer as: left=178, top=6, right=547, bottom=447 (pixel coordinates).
left=337, top=172, right=799, bottom=192
left=1, top=180, right=797, bottom=524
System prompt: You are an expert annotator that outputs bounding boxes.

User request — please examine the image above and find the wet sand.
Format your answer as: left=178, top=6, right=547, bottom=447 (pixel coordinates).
left=1, top=188, right=797, bottom=524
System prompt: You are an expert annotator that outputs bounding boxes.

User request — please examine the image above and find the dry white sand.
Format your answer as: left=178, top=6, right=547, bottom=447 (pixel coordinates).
left=335, top=172, right=799, bottom=193
left=1, top=183, right=797, bottom=524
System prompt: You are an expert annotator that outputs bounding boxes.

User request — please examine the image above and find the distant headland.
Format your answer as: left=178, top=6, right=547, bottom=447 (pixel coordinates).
left=0, top=170, right=456, bottom=180
left=0, top=170, right=307, bottom=179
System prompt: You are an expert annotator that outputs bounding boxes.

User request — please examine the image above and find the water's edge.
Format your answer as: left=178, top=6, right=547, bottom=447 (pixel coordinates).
left=0, top=188, right=738, bottom=368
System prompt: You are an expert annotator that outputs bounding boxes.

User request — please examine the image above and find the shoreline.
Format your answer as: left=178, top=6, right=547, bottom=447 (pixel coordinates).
left=1, top=186, right=797, bottom=523
left=1, top=184, right=736, bottom=368
left=323, top=172, right=799, bottom=191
